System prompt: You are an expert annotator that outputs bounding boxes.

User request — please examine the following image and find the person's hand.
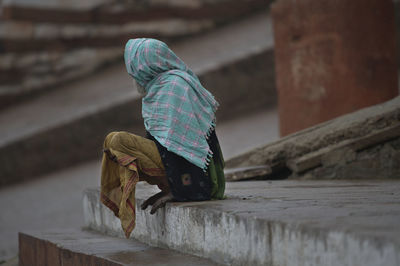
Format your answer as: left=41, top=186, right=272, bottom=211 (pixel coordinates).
left=141, top=191, right=173, bottom=214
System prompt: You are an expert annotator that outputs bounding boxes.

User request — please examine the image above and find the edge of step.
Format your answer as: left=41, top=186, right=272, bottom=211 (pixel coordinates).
left=83, top=181, right=400, bottom=266
left=19, top=229, right=220, bottom=266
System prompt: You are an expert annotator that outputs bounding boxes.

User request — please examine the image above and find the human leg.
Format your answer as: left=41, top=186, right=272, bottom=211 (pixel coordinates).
left=101, top=131, right=169, bottom=238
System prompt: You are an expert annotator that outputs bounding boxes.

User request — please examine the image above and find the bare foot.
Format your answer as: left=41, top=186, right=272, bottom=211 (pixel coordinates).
left=141, top=191, right=173, bottom=214
left=141, top=191, right=165, bottom=210
left=150, top=192, right=173, bottom=214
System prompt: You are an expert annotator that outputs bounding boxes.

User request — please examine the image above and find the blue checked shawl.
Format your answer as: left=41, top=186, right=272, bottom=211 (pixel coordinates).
left=124, top=38, right=219, bottom=170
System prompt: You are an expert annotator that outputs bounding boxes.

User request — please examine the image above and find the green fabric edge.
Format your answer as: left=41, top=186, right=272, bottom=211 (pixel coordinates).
left=208, top=142, right=226, bottom=200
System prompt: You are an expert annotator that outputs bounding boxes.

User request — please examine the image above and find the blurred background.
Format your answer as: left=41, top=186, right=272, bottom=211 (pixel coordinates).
left=0, top=0, right=270, bottom=108
left=0, top=0, right=399, bottom=264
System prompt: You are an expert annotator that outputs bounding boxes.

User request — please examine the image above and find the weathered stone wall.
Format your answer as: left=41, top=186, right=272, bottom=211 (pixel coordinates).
left=225, top=96, right=400, bottom=180
left=0, top=0, right=268, bottom=108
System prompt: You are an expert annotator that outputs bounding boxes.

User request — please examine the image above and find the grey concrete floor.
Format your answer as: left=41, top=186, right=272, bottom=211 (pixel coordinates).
left=21, top=229, right=220, bottom=266
left=224, top=180, right=400, bottom=242
left=0, top=107, right=279, bottom=262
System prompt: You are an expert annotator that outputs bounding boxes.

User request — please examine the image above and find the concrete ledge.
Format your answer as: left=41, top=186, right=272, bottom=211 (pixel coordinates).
left=19, top=229, right=218, bottom=266
left=84, top=181, right=400, bottom=266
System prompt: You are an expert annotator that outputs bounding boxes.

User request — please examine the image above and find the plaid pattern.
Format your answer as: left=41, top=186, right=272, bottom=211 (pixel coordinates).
left=124, top=38, right=219, bottom=170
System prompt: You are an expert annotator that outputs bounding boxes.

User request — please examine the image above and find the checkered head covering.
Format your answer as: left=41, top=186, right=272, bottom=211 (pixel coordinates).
left=124, top=38, right=219, bottom=170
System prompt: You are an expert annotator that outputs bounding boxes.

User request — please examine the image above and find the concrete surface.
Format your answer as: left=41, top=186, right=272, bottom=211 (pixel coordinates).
left=0, top=12, right=276, bottom=186
left=0, top=161, right=101, bottom=262
left=217, top=107, right=278, bottom=159
left=0, top=107, right=279, bottom=262
left=84, top=180, right=400, bottom=266
left=19, top=229, right=219, bottom=266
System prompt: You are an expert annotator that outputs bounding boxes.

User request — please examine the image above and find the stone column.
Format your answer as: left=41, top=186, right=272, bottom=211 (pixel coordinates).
left=271, top=0, right=398, bottom=136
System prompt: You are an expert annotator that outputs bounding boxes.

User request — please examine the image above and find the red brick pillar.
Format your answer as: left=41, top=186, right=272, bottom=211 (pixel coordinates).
left=271, top=0, right=398, bottom=136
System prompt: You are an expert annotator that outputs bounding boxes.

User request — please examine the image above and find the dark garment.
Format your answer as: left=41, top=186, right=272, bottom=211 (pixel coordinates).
left=146, top=130, right=223, bottom=201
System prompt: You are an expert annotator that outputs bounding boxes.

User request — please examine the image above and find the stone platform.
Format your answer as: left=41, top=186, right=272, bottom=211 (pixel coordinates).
left=84, top=180, right=400, bottom=266
left=19, top=229, right=219, bottom=266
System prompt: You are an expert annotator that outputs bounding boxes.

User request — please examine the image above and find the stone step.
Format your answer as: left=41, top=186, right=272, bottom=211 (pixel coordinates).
left=0, top=0, right=269, bottom=106
left=83, top=180, right=400, bottom=266
left=0, top=12, right=276, bottom=187
left=19, top=229, right=219, bottom=266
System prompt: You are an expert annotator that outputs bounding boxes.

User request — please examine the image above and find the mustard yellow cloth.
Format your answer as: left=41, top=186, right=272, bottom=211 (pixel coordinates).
left=100, top=131, right=169, bottom=238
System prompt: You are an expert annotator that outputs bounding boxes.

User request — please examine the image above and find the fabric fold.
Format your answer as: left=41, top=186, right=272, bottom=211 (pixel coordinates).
left=100, top=131, right=168, bottom=238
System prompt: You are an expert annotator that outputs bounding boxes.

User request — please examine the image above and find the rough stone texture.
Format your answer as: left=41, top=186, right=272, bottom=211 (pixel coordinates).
left=84, top=180, right=400, bottom=266
left=225, top=96, right=400, bottom=180
left=19, top=229, right=218, bottom=266
left=271, top=0, right=399, bottom=136
left=300, top=137, right=400, bottom=179
left=0, top=13, right=275, bottom=187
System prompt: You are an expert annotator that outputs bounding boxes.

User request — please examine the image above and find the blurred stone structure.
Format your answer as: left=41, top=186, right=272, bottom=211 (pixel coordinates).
left=272, top=0, right=399, bottom=136
left=0, top=11, right=275, bottom=187
left=0, top=0, right=267, bottom=108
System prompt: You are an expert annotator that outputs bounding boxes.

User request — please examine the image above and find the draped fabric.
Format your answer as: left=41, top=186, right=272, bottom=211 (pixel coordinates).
left=124, top=38, right=219, bottom=171
left=100, top=131, right=168, bottom=238
left=100, top=130, right=225, bottom=239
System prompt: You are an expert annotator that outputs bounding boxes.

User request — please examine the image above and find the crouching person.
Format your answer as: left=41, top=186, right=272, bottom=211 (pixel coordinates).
left=100, top=38, right=225, bottom=238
